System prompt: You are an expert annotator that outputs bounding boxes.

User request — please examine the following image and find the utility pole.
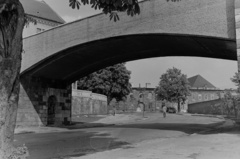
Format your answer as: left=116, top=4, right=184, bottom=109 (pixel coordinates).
left=155, top=93, right=157, bottom=112
left=146, top=83, right=151, bottom=112
left=145, top=83, right=151, bottom=88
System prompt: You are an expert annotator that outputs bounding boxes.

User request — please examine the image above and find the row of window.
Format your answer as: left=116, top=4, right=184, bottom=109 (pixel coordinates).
left=190, top=93, right=216, bottom=102
left=36, top=28, right=45, bottom=33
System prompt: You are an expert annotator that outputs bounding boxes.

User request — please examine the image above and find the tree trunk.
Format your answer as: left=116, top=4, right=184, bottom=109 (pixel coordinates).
left=0, top=0, right=25, bottom=158
left=233, top=98, right=238, bottom=119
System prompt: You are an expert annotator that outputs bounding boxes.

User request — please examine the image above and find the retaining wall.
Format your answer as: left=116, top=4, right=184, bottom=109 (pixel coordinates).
left=72, top=90, right=107, bottom=117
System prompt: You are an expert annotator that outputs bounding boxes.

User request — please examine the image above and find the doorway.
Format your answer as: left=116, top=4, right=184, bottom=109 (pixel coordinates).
left=47, top=95, right=57, bottom=125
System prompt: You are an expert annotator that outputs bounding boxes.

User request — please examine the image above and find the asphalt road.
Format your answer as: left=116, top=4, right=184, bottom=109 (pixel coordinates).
left=14, top=113, right=225, bottom=159
left=14, top=129, right=128, bottom=159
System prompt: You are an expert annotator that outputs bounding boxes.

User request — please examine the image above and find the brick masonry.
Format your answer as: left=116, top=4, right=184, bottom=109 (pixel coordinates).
left=236, top=0, right=240, bottom=73
left=17, top=76, right=72, bottom=127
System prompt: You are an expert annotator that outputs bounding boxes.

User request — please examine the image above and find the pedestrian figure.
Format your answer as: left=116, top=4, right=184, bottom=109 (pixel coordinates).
left=162, top=102, right=167, bottom=118
left=113, top=105, right=116, bottom=116
left=138, top=93, right=145, bottom=111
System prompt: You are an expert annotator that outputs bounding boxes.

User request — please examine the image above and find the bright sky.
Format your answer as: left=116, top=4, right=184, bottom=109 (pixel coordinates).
left=43, top=0, right=238, bottom=90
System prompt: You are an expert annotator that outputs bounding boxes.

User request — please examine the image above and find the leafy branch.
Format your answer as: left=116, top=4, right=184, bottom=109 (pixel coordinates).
left=69, top=0, right=140, bottom=21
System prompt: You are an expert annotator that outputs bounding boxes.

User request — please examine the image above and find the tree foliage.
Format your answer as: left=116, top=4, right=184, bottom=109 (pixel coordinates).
left=78, top=63, right=131, bottom=104
left=69, top=0, right=140, bottom=21
left=231, top=72, right=240, bottom=91
left=222, top=91, right=240, bottom=117
left=155, top=67, right=190, bottom=112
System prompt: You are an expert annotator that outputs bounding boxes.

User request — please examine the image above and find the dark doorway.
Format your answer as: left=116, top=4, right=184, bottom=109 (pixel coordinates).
left=47, top=95, right=57, bottom=125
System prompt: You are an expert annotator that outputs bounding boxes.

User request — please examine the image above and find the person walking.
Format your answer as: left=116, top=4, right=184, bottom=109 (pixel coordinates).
left=162, top=102, right=167, bottom=118
left=138, top=93, right=145, bottom=111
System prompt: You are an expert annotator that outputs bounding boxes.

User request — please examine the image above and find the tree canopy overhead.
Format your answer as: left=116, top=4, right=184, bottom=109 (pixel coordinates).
left=155, top=67, right=190, bottom=112
left=78, top=63, right=132, bottom=104
left=69, top=0, right=140, bottom=21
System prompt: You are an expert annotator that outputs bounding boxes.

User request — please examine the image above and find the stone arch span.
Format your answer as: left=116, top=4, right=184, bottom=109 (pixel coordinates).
left=21, top=33, right=236, bottom=84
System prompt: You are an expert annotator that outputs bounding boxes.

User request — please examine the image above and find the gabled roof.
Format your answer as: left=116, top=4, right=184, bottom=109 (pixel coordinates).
left=188, top=75, right=216, bottom=88
left=20, top=0, right=65, bottom=24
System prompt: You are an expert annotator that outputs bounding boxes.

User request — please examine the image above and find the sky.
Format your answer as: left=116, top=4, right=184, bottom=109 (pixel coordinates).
left=43, top=0, right=238, bottom=89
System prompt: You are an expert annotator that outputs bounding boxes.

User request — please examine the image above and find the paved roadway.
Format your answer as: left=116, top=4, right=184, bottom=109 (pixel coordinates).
left=14, top=113, right=225, bottom=159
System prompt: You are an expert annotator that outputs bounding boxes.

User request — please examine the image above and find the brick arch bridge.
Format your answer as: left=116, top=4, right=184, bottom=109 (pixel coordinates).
left=18, top=0, right=238, bottom=126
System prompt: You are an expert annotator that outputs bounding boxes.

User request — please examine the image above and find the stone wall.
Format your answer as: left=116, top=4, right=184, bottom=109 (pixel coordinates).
left=188, top=89, right=222, bottom=104
left=17, top=76, right=71, bottom=127
left=188, top=99, right=229, bottom=115
left=72, top=89, right=107, bottom=117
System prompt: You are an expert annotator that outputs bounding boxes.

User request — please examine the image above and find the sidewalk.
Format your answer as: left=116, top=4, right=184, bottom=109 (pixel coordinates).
left=14, top=113, right=144, bottom=134
left=189, top=113, right=225, bottom=119
left=14, top=123, right=116, bottom=134
left=14, top=126, right=70, bottom=134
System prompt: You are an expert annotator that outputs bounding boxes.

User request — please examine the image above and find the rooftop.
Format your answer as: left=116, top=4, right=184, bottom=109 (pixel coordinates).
left=20, top=0, right=65, bottom=24
left=188, top=75, right=216, bottom=89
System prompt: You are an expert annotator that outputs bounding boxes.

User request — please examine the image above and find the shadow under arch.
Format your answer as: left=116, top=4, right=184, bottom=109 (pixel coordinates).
left=21, top=33, right=236, bottom=84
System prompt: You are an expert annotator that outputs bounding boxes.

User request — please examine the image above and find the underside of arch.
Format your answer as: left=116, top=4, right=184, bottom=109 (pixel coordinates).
left=21, top=34, right=236, bottom=84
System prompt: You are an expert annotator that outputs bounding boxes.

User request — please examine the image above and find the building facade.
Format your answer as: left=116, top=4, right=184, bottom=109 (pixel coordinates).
left=21, top=0, right=65, bottom=38
left=129, top=75, right=223, bottom=113
left=187, top=75, right=222, bottom=104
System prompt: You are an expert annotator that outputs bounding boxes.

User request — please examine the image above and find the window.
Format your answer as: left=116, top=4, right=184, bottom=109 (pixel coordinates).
left=198, top=94, right=202, bottom=101
left=211, top=94, right=215, bottom=100
left=190, top=93, right=196, bottom=102
left=147, top=93, right=153, bottom=100
left=191, top=93, right=194, bottom=101
left=204, top=94, right=208, bottom=100
left=36, top=28, right=45, bottom=33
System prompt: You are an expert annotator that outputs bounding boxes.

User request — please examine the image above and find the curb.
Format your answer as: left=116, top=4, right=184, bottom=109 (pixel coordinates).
left=189, top=114, right=224, bottom=120
left=58, top=123, right=115, bottom=130
left=15, top=123, right=116, bottom=134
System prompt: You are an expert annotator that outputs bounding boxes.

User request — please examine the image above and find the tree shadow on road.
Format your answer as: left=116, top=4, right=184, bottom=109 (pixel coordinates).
left=108, top=121, right=226, bottom=134
left=14, top=130, right=131, bottom=159
left=198, top=125, right=240, bottom=135
left=108, top=120, right=240, bottom=137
